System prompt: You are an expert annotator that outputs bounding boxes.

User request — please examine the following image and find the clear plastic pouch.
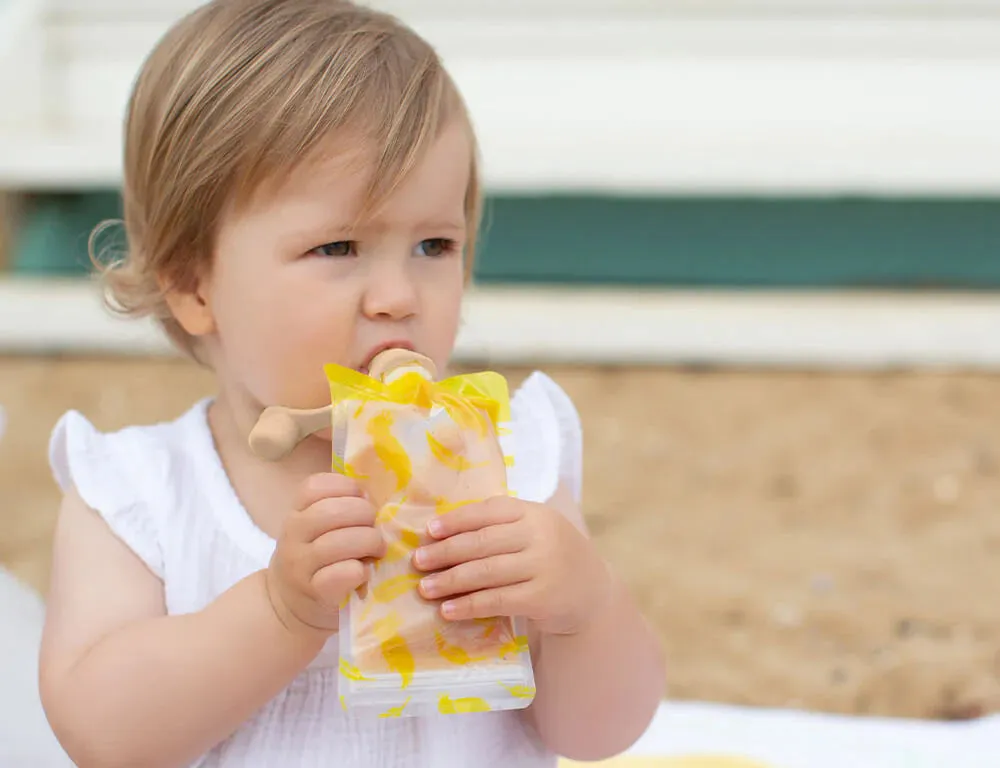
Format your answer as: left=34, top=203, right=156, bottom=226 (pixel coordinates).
left=326, top=359, right=536, bottom=718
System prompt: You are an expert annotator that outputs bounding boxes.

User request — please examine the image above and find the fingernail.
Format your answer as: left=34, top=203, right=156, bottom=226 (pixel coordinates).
left=441, top=601, right=457, bottom=618
left=420, top=576, right=438, bottom=596
left=414, top=547, right=428, bottom=568
left=428, top=519, right=443, bottom=537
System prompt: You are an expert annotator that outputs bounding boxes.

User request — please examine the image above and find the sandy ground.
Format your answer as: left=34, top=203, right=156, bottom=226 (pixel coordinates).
left=1, top=356, right=998, bottom=721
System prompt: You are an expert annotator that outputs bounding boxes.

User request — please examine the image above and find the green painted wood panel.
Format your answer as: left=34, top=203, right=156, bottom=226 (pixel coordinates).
left=476, top=196, right=1000, bottom=289
left=10, top=192, right=1000, bottom=289
left=11, top=193, right=122, bottom=276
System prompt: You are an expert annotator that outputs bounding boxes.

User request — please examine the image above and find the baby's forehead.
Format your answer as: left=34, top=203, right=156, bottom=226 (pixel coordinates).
left=238, top=122, right=471, bottom=224
left=261, top=134, right=375, bottom=194
left=230, top=139, right=372, bottom=218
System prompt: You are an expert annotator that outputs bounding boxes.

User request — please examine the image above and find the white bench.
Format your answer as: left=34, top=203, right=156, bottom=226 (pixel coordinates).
left=4, top=0, right=1000, bottom=194
left=4, top=1, right=1000, bottom=366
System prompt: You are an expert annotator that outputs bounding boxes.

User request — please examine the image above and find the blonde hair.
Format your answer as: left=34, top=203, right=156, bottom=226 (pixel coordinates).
left=96, top=0, right=481, bottom=354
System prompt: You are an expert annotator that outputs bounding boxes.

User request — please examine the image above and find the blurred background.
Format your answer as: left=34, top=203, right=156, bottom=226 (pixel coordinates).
left=2, top=0, right=1000, bottom=755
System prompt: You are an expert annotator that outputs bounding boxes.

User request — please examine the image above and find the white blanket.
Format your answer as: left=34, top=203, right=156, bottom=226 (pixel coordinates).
left=0, top=405, right=71, bottom=765
left=587, top=700, right=996, bottom=767
left=0, top=568, right=72, bottom=766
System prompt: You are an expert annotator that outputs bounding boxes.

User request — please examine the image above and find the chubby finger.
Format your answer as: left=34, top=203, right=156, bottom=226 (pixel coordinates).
left=427, top=497, right=523, bottom=541
left=309, top=526, right=385, bottom=570
left=296, top=472, right=363, bottom=511
left=419, top=553, right=530, bottom=600
left=439, top=581, right=536, bottom=622
left=290, top=496, right=377, bottom=543
left=311, top=559, right=369, bottom=602
left=413, top=522, right=526, bottom=572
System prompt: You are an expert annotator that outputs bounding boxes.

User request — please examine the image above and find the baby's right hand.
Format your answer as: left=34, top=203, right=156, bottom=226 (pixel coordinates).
left=266, top=473, right=385, bottom=637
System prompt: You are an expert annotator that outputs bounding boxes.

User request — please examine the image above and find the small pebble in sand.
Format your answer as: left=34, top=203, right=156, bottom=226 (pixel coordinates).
left=830, top=667, right=849, bottom=685
left=870, top=645, right=893, bottom=662
left=771, top=473, right=799, bottom=499
left=936, top=700, right=986, bottom=721
left=895, top=618, right=916, bottom=638
left=810, top=573, right=835, bottom=595
left=771, top=603, right=803, bottom=628
left=932, top=474, right=961, bottom=505
left=974, top=447, right=997, bottom=476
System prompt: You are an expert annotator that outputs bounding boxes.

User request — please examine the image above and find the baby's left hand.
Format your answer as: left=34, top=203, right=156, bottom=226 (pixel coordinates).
left=413, top=496, right=611, bottom=636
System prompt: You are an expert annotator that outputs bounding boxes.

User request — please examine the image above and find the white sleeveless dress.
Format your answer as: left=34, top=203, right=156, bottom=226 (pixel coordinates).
left=49, top=372, right=582, bottom=768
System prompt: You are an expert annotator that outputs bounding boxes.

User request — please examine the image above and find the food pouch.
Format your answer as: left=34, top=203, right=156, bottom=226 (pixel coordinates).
left=327, top=351, right=536, bottom=718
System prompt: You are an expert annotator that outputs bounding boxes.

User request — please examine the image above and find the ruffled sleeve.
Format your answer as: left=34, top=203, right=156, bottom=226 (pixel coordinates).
left=508, top=372, right=584, bottom=505
left=49, top=411, right=166, bottom=579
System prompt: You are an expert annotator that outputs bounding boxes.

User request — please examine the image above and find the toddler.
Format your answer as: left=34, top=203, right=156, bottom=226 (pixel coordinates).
left=38, top=1, right=664, bottom=766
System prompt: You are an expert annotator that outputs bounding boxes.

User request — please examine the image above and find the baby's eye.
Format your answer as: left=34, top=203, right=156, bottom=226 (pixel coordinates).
left=309, top=241, right=355, bottom=258
left=415, top=238, right=456, bottom=258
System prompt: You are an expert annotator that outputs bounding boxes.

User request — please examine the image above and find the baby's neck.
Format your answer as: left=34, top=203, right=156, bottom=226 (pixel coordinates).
left=207, top=393, right=330, bottom=540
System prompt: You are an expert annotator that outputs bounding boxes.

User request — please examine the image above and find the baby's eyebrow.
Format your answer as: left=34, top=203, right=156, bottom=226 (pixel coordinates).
left=335, top=220, right=466, bottom=238
left=405, top=219, right=467, bottom=234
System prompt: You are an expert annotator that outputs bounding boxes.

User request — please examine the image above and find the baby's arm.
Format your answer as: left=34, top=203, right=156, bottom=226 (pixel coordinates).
left=415, top=482, right=664, bottom=760
left=522, top=484, right=664, bottom=759
left=39, top=488, right=321, bottom=767
left=40, top=474, right=382, bottom=768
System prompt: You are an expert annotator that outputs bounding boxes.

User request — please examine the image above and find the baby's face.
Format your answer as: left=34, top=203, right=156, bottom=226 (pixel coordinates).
left=201, top=119, right=471, bottom=413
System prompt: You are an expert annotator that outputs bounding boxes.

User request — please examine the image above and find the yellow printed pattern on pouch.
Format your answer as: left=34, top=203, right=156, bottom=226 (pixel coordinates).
left=339, top=659, right=373, bottom=682
left=435, top=630, right=486, bottom=666
left=373, top=613, right=416, bottom=690
left=372, top=573, right=423, bottom=603
left=383, top=527, right=422, bottom=563
left=498, top=683, right=536, bottom=699
left=367, top=410, right=412, bottom=492
left=438, top=694, right=493, bottom=714
left=379, top=697, right=412, bottom=718
left=427, top=430, right=485, bottom=471
left=497, top=635, right=529, bottom=657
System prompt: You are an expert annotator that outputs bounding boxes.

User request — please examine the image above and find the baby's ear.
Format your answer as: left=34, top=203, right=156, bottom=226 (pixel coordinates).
left=161, top=273, right=216, bottom=337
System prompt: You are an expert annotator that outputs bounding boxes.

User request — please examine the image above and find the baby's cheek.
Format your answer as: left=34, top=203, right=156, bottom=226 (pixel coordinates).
left=233, top=331, right=329, bottom=409
left=215, top=269, right=355, bottom=407
left=259, top=315, right=352, bottom=406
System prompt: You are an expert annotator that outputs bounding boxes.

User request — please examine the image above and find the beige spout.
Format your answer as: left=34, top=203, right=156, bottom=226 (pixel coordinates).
left=248, top=404, right=333, bottom=461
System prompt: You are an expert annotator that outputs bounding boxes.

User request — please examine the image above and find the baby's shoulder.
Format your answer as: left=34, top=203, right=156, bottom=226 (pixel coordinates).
left=507, top=372, right=583, bottom=504
left=50, top=399, right=211, bottom=489
left=511, top=371, right=581, bottom=430
left=48, top=399, right=213, bottom=579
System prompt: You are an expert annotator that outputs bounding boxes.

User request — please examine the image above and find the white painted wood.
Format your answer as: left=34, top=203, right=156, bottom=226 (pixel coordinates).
left=458, top=287, right=1000, bottom=369
left=0, top=278, right=175, bottom=354
left=0, top=0, right=46, bottom=133
left=8, top=37, right=1000, bottom=192
left=3, top=5, right=1000, bottom=192
left=4, top=278, right=1000, bottom=369
left=39, top=0, right=1000, bottom=18
left=44, top=15, right=1000, bottom=63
